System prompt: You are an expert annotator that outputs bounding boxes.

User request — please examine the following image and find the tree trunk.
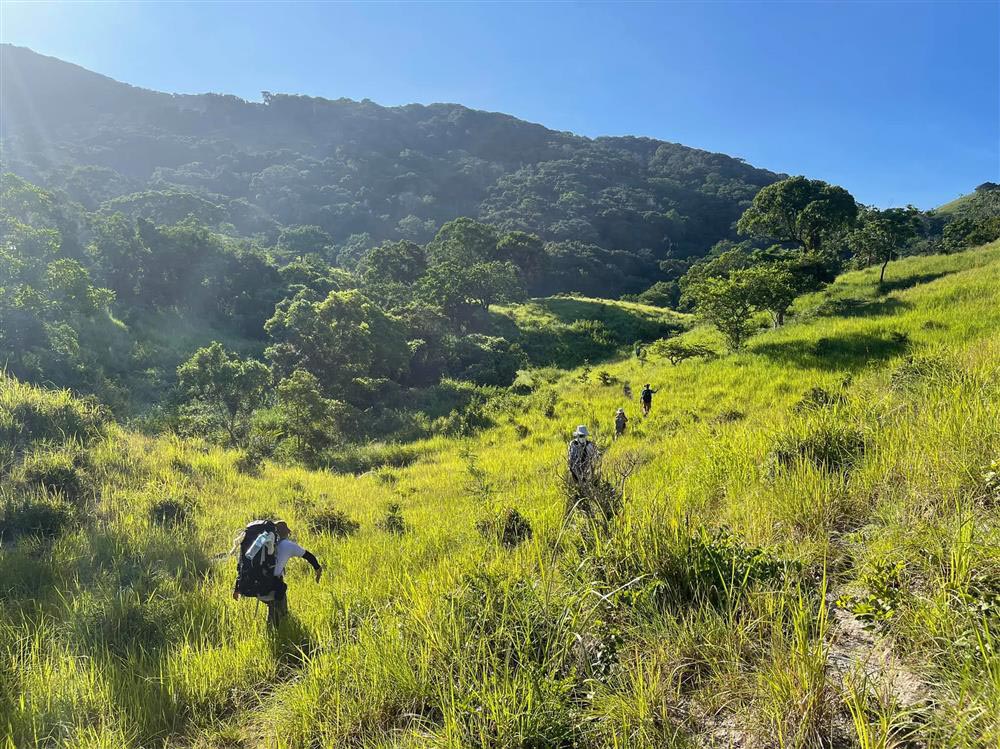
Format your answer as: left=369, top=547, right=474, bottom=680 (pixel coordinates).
left=879, top=258, right=890, bottom=285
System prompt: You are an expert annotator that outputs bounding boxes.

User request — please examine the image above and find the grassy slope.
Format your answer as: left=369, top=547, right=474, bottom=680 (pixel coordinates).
left=492, top=295, right=688, bottom=367
left=932, top=192, right=976, bottom=216
left=3, top=243, right=1000, bottom=748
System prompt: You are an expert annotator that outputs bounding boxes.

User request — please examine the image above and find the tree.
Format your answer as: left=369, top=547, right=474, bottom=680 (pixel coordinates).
left=277, top=225, right=334, bottom=257
left=177, top=342, right=271, bottom=444
left=649, top=339, right=716, bottom=365
left=419, top=259, right=524, bottom=318
left=737, top=176, right=858, bottom=252
left=358, top=240, right=427, bottom=302
left=264, top=289, right=409, bottom=400
left=849, top=206, right=922, bottom=285
left=685, top=274, right=761, bottom=351
left=426, top=217, right=498, bottom=266
left=740, top=264, right=797, bottom=327
left=495, top=231, right=546, bottom=287
left=276, top=369, right=345, bottom=458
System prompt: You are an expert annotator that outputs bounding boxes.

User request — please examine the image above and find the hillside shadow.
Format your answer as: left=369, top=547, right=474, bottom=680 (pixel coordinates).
left=878, top=271, right=950, bottom=294
left=815, top=296, right=912, bottom=319
left=488, top=298, right=684, bottom=369
left=752, top=331, right=911, bottom=372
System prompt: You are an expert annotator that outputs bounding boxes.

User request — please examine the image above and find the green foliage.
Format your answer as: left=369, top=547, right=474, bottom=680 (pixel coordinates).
left=0, top=494, right=74, bottom=541
left=836, top=560, right=907, bottom=627
left=649, top=338, right=716, bottom=365
left=0, top=373, right=105, bottom=458
left=378, top=502, right=407, bottom=535
left=17, top=444, right=93, bottom=501
left=3, top=46, right=785, bottom=302
left=265, top=289, right=409, bottom=402
left=685, top=272, right=761, bottom=350
left=0, top=243, right=999, bottom=746
left=275, top=369, right=348, bottom=461
left=737, top=175, right=858, bottom=252
left=849, top=206, right=923, bottom=284
left=772, top=417, right=866, bottom=473
left=177, top=342, right=271, bottom=444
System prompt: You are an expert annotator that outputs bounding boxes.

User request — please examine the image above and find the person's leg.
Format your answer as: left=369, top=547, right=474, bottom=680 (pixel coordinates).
left=265, top=599, right=277, bottom=626
left=270, top=579, right=288, bottom=626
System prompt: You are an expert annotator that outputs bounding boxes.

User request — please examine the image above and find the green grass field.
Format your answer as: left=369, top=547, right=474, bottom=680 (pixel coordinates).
left=3, top=242, right=999, bottom=748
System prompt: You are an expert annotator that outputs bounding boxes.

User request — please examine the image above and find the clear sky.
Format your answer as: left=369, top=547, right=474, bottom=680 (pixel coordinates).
left=2, top=1, right=997, bottom=208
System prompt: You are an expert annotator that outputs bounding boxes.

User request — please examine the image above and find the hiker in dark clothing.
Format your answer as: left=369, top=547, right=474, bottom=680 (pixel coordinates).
left=567, top=425, right=599, bottom=485
left=640, top=383, right=656, bottom=416
left=233, top=520, right=322, bottom=626
left=614, top=408, right=628, bottom=439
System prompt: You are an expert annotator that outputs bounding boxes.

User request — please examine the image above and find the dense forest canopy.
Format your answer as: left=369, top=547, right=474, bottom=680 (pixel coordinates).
left=1, top=43, right=783, bottom=296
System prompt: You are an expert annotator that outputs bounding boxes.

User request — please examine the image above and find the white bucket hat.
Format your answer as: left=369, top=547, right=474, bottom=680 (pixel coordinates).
left=573, top=425, right=589, bottom=438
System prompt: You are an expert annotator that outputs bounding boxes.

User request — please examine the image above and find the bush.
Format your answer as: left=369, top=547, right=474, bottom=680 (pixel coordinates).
left=378, top=503, right=407, bottom=535
left=323, top=442, right=421, bottom=474
left=477, top=507, right=533, bottom=549
left=234, top=436, right=275, bottom=476
left=70, top=589, right=180, bottom=657
left=308, top=506, right=361, bottom=537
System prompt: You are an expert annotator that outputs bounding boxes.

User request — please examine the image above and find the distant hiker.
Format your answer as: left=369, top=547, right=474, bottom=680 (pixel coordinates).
left=567, top=425, right=598, bottom=484
left=640, top=383, right=656, bottom=416
left=623, top=382, right=633, bottom=400
left=614, top=408, right=628, bottom=439
left=233, top=519, right=322, bottom=626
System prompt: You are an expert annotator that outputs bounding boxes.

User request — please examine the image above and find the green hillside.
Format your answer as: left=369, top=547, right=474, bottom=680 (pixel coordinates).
left=4, top=241, right=998, bottom=748
left=0, top=43, right=783, bottom=296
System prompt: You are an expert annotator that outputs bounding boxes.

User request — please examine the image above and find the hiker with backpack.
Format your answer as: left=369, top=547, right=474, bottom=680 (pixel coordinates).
left=614, top=408, right=628, bottom=439
left=640, top=383, right=657, bottom=417
left=567, top=425, right=599, bottom=484
left=232, top=519, right=322, bottom=626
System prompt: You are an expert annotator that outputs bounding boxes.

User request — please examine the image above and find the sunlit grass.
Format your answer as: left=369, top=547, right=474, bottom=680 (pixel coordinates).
left=2, top=241, right=999, bottom=747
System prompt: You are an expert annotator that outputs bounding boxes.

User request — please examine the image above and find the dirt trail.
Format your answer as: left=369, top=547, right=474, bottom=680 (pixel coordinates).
left=826, top=604, right=927, bottom=710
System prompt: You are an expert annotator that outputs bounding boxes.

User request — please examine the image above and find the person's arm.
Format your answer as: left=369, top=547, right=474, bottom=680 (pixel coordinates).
left=302, top=550, right=322, bottom=582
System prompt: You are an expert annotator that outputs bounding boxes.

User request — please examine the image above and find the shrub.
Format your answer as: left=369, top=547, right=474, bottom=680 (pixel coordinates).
left=596, top=370, right=618, bottom=386
left=234, top=436, right=274, bottom=476
left=70, top=589, right=180, bottom=657
left=308, top=506, right=361, bottom=537
left=323, top=443, right=420, bottom=474
left=836, top=560, right=907, bottom=628
left=476, top=507, right=533, bottom=549
left=378, top=503, right=407, bottom=535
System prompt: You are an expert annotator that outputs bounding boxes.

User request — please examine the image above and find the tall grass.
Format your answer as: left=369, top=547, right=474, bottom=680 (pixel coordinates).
left=2, top=241, right=999, bottom=747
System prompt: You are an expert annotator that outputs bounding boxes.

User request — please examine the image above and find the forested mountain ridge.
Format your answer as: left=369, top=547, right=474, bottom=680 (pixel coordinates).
left=0, top=43, right=783, bottom=269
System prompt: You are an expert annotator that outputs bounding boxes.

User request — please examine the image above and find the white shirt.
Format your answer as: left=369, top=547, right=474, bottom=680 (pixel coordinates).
left=274, top=538, right=307, bottom=577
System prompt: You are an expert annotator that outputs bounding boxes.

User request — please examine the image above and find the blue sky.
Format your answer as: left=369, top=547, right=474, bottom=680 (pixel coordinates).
left=2, top=1, right=997, bottom=208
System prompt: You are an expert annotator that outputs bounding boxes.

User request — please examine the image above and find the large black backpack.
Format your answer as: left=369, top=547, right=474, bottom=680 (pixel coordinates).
left=235, top=519, right=278, bottom=598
